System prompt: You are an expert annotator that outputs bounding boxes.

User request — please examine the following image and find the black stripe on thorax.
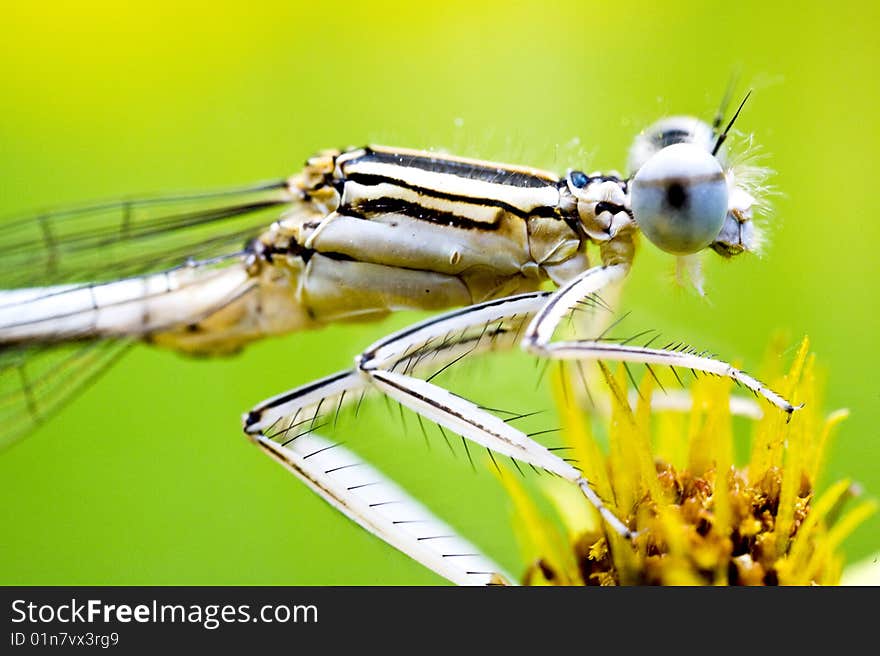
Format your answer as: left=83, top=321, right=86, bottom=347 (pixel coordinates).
left=343, top=172, right=563, bottom=221
left=353, top=147, right=557, bottom=189
left=341, top=196, right=501, bottom=231
left=258, top=238, right=355, bottom=264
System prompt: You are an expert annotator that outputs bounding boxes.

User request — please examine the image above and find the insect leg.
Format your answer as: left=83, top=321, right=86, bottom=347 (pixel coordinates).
left=253, top=432, right=510, bottom=586
left=537, top=340, right=797, bottom=415
left=243, top=370, right=364, bottom=440
left=244, top=370, right=511, bottom=585
left=355, top=292, right=634, bottom=538
left=521, top=265, right=798, bottom=416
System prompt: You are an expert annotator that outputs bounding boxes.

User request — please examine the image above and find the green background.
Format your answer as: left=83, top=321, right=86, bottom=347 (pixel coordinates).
left=0, top=1, right=877, bottom=584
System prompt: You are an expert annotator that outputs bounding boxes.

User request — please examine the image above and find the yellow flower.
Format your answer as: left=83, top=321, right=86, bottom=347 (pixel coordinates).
left=498, top=337, right=875, bottom=585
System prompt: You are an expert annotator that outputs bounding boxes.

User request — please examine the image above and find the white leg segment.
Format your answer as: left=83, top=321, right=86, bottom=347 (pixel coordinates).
left=244, top=370, right=364, bottom=440
left=546, top=341, right=796, bottom=414
left=255, top=433, right=512, bottom=585
left=246, top=290, right=634, bottom=540
left=355, top=293, right=634, bottom=538
left=522, top=264, right=798, bottom=416
left=522, top=264, right=629, bottom=348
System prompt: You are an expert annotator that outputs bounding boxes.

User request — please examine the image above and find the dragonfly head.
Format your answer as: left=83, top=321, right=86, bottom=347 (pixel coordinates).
left=626, top=113, right=762, bottom=259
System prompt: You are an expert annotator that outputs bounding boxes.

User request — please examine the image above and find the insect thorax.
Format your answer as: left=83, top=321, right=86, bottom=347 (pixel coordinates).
left=286, top=145, right=637, bottom=272
left=261, top=147, right=639, bottom=319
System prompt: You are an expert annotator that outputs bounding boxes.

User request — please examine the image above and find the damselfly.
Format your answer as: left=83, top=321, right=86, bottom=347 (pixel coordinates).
left=0, top=94, right=798, bottom=583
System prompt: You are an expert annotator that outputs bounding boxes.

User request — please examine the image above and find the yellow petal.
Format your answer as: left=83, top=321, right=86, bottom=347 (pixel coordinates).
left=496, top=466, right=583, bottom=585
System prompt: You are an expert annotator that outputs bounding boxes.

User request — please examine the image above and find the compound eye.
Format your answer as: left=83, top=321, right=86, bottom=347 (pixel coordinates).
left=629, top=143, right=729, bottom=255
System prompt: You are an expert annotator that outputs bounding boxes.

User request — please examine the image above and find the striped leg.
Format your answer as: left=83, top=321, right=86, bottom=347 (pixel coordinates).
left=254, top=432, right=511, bottom=586
left=245, top=290, right=634, bottom=538
left=354, top=293, right=635, bottom=538
left=522, top=264, right=799, bottom=416
left=242, top=292, right=551, bottom=439
left=244, top=371, right=514, bottom=585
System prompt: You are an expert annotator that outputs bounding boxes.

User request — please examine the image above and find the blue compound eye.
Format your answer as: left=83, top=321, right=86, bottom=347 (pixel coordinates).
left=629, top=143, right=729, bottom=255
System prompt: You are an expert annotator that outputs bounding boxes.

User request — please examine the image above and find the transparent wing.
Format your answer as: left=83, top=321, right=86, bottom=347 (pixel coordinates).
left=0, top=340, right=134, bottom=446
left=0, top=179, right=295, bottom=288
left=0, top=178, right=300, bottom=447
